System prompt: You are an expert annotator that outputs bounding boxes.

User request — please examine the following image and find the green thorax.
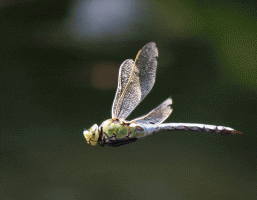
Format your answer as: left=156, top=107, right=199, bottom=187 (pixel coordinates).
left=100, top=119, right=137, bottom=140
left=98, top=119, right=149, bottom=146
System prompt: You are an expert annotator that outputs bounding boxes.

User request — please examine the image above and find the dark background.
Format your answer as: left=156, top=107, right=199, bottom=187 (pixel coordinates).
left=1, top=0, right=256, bottom=199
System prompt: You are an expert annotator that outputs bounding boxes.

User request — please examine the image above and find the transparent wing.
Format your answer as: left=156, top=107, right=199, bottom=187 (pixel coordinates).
left=131, top=98, right=173, bottom=125
left=111, top=42, right=158, bottom=120
left=112, top=59, right=136, bottom=119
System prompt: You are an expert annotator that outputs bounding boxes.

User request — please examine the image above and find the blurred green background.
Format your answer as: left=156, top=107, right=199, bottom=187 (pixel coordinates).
left=1, top=0, right=257, bottom=199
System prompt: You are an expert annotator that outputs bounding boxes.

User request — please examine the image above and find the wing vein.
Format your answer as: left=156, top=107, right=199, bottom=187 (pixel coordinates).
left=114, top=50, right=141, bottom=118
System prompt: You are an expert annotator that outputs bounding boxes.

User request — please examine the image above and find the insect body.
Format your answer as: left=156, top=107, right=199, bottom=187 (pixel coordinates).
left=83, top=42, right=242, bottom=147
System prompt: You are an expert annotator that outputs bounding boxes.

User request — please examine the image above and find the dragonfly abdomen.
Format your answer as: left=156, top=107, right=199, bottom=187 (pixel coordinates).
left=158, top=123, right=242, bottom=135
left=133, top=123, right=242, bottom=138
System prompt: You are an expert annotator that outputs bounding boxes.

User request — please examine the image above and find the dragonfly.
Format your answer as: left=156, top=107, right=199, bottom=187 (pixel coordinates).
left=83, top=42, right=242, bottom=147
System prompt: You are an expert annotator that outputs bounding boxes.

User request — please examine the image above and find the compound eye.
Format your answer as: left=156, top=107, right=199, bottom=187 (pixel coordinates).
left=84, top=124, right=99, bottom=146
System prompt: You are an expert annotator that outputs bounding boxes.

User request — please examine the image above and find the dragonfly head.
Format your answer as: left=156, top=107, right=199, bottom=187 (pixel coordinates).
left=83, top=124, right=99, bottom=146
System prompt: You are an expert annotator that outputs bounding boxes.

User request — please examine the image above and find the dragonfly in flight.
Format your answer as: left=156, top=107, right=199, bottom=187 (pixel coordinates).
left=84, top=42, right=242, bottom=147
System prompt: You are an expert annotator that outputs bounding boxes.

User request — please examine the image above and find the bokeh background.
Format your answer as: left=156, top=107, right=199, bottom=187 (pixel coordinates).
left=1, top=0, right=257, bottom=199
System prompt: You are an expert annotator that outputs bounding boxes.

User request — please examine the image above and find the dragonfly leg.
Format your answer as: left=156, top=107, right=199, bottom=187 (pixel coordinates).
left=101, top=131, right=138, bottom=147
left=126, top=130, right=132, bottom=137
left=103, top=132, right=118, bottom=142
left=110, top=133, right=118, bottom=140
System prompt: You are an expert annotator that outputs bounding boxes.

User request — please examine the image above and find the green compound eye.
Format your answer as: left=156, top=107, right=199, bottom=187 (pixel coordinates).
left=83, top=124, right=99, bottom=146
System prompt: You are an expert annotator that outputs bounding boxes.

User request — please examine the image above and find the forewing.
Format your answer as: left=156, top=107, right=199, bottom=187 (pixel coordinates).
left=132, top=98, right=173, bottom=125
left=135, top=42, right=158, bottom=100
left=112, top=59, right=135, bottom=118
left=112, top=42, right=158, bottom=120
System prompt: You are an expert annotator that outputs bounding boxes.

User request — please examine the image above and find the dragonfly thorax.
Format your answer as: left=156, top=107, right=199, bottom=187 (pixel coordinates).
left=96, top=119, right=139, bottom=146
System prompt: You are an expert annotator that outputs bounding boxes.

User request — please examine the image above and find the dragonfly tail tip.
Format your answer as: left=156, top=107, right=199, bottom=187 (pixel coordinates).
left=235, top=130, right=243, bottom=135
